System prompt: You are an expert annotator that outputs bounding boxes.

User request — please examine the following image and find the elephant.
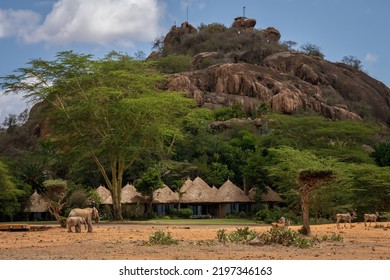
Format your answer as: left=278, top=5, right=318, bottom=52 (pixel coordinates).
left=66, top=216, right=87, bottom=233
left=68, top=207, right=99, bottom=233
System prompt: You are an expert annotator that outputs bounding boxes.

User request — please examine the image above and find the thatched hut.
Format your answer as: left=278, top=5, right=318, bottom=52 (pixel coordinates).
left=179, top=176, right=217, bottom=216
left=153, top=185, right=179, bottom=216
left=120, top=184, right=145, bottom=217
left=24, top=190, right=49, bottom=220
left=96, top=185, right=112, bottom=205
left=215, top=179, right=252, bottom=217
left=180, top=177, right=193, bottom=193
left=248, top=186, right=284, bottom=206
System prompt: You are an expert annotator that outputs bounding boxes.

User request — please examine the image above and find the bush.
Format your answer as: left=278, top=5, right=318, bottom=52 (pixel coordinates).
left=217, top=227, right=258, bottom=243
left=260, top=227, right=317, bottom=248
left=156, top=54, right=193, bottom=74
left=300, top=43, right=324, bottom=59
left=321, top=233, right=343, bottom=242
left=254, top=206, right=298, bottom=224
left=145, top=230, right=178, bottom=245
left=177, top=208, right=193, bottom=218
left=379, top=212, right=390, bottom=221
left=214, top=104, right=246, bottom=121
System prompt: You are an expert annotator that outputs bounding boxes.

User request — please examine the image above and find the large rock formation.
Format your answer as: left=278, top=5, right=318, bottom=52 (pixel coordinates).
left=163, top=21, right=198, bottom=47
left=232, top=16, right=257, bottom=30
left=167, top=51, right=390, bottom=122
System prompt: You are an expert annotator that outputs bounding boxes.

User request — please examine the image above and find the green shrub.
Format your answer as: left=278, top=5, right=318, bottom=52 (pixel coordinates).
left=145, top=230, right=178, bottom=245
left=178, top=208, right=193, bottom=218
left=378, top=212, right=390, bottom=221
left=216, top=229, right=228, bottom=243
left=227, top=227, right=258, bottom=243
left=156, top=54, right=193, bottom=73
left=217, top=227, right=258, bottom=244
left=260, top=227, right=317, bottom=248
left=254, top=206, right=298, bottom=224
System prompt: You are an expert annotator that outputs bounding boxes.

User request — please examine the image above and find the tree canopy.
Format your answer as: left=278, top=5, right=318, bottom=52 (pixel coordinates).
left=1, top=51, right=196, bottom=220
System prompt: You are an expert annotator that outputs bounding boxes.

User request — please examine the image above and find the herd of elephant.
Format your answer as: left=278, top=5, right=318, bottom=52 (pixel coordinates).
left=66, top=207, right=99, bottom=233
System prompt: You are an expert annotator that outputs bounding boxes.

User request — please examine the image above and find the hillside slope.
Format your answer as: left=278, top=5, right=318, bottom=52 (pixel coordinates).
left=158, top=20, right=390, bottom=123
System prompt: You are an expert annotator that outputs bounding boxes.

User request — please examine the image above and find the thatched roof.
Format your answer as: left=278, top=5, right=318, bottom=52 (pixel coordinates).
left=96, top=185, right=112, bottom=204
left=248, top=186, right=284, bottom=203
left=211, top=186, right=218, bottom=195
left=153, top=185, right=179, bottom=204
left=180, top=176, right=217, bottom=203
left=216, top=179, right=252, bottom=203
left=121, top=184, right=145, bottom=204
left=24, top=191, right=49, bottom=212
left=180, top=178, right=193, bottom=193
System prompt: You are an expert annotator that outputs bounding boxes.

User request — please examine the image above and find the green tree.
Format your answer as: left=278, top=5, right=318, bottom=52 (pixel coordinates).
left=341, top=55, right=363, bottom=70
left=347, top=163, right=390, bottom=212
left=135, top=166, right=163, bottom=214
left=300, top=43, right=324, bottom=58
left=207, top=162, right=234, bottom=186
left=156, top=54, right=193, bottom=73
left=41, top=179, right=68, bottom=224
left=266, top=147, right=338, bottom=235
left=241, top=149, right=271, bottom=194
left=1, top=51, right=195, bottom=220
left=370, top=142, right=390, bottom=167
left=0, top=160, right=24, bottom=221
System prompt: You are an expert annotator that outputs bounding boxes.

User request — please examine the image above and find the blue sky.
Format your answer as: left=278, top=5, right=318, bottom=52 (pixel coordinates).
left=1, top=0, right=389, bottom=123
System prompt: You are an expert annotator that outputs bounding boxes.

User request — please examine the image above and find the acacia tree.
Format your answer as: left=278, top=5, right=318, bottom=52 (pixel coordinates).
left=266, top=147, right=339, bottom=235
left=298, top=170, right=335, bottom=235
left=41, top=179, right=68, bottom=225
left=1, top=51, right=195, bottom=220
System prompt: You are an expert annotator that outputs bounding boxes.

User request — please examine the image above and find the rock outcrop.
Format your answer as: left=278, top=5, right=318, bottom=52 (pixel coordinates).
left=167, top=51, right=390, bottom=122
left=232, top=17, right=257, bottom=30
left=163, top=21, right=198, bottom=47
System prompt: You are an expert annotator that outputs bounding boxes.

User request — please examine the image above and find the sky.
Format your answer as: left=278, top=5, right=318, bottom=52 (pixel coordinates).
left=1, top=0, right=389, bottom=123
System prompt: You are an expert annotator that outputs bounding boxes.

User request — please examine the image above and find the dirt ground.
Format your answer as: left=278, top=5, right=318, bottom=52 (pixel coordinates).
left=0, top=222, right=389, bottom=260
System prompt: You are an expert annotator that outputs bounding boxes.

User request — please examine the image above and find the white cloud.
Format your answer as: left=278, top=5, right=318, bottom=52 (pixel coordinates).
left=364, top=52, right=379, bottom=63
left=0, top=93, right=28, bottom=123
left=0, top=9, right=41, bottom=39
left=2, top=0, right=164, bottom=47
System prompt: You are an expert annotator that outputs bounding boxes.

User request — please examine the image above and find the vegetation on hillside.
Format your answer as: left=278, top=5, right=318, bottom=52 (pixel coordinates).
left=1, top=47, right=389, bottom=224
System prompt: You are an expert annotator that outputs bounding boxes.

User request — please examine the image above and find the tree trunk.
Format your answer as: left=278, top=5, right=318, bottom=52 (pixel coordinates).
left=111, top=181, right=123, bottom=220
left=299, top=186, right=311, bottom=236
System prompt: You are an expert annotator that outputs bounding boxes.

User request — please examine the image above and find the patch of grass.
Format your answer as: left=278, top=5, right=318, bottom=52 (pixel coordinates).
left=217, top=227, right=258, bottom=244
left=259, top=227, right=318, bottom=248
left=321, top=233, right=343, bottom=242
left=144, top=230, right=178, bottom=246
left=216, top=229, right=228, bottom=243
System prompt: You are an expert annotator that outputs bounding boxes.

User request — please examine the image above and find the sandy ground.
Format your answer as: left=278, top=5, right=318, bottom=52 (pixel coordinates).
left=0, top=222, right=389, bottom=260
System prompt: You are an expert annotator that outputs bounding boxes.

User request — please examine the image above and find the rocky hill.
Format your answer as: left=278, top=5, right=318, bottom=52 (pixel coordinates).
left=156, top=19, right=390, bottom=123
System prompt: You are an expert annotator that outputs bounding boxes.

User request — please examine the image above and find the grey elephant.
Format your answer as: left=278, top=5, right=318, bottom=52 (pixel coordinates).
left=66, top=216, right=87, bottom=233
left=68, top=207, right=99, bottom=233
